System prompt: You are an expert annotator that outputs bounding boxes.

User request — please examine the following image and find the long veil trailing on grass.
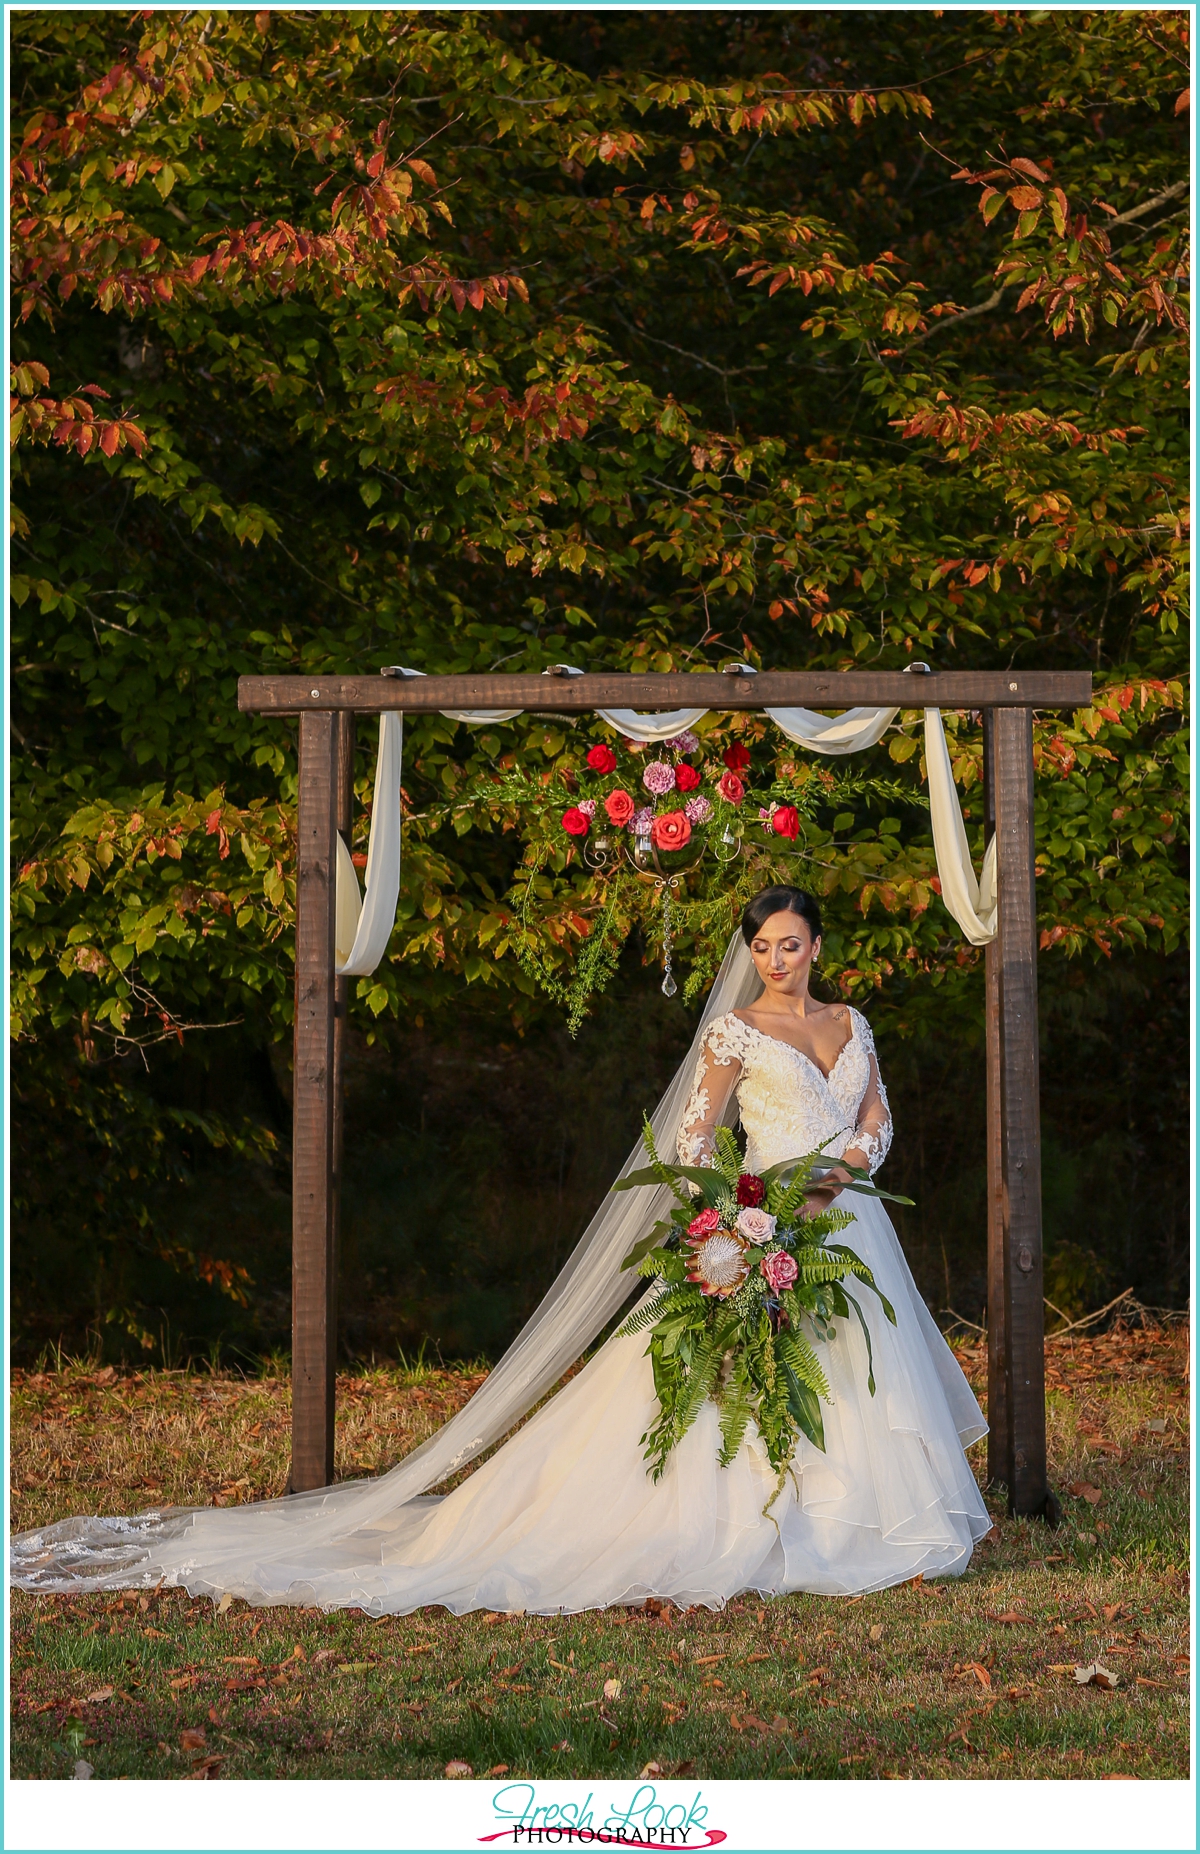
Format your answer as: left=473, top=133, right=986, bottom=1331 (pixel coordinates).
left=12, top=935, right=763, bottom=1600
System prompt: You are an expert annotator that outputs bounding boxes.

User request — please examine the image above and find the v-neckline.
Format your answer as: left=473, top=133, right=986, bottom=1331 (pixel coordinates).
left=735, top=1012, right=857, bottom=1087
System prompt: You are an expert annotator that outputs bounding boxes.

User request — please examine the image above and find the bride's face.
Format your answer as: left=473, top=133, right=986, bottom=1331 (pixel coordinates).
left=749, top=910, right=821, bottom=994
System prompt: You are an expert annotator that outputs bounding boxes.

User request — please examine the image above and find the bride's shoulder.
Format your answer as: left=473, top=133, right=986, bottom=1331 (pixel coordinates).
left=701, top=1010, right=756, bottom=1057
left=846, top=1003, right=877, bottom=1048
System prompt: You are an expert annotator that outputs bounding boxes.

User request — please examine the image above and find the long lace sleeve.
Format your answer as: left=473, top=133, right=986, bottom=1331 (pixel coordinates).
left=845, top=1012, right=892, bottom=1175
left=677, top=1016, right=746, bottom=1166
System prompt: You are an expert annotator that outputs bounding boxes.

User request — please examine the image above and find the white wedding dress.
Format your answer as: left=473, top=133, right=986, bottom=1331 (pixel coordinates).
left=12, top=970, right=990, bottom=1615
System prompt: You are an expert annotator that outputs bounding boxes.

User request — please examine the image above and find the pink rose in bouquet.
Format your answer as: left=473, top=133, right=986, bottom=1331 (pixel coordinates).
left=760, top=1249, right=799, bottom=1294
left=717, top=770, right=745, bottom=806
left=688, top=1206, right=721, bottom=1237
left=684, top=794, right=712, bottom=826
left=642, top=760, right=676, bottom=796
left=737, top=1206, right=777, bottom=1243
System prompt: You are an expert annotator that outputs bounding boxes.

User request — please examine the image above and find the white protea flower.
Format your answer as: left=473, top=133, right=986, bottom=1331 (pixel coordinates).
left=686, top=1229, right=749, bottom=1298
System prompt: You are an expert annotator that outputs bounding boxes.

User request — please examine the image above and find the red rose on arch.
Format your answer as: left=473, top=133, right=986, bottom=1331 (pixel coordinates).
left=723, top=743, right=752, bottom=774
left=771, top=805, right=801, bottom=841
left=586, top=743, right=618, bottom=775
left=688, top=1206, right=721, bottom=1237
left=717, top=771, right=745, bottom=806
left=675, top=763, right=701, bottom=793
left=650, top=810, right=692, bottom=852
left=562, top=807, right=590, bottom=837
left=604, top=788, right=635, bottom=827
left=735, top=1172, right=766, bottom=1208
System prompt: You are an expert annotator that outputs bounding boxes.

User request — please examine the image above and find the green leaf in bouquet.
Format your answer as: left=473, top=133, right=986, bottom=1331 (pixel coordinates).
left=716, top=1355, right=755, bottom=1468
left=842, top=1287, right=880, bottom=1396
left=612, top=1162, right=716, bottom=1200
left=620, top=1224, right=674, bottom=1272
left=823, top=1246, right=898, bottom=1325
left=776, top=1324, right=831, bottom=1403
left=780, top=1360, right=826, bottom=1454
left=713, top=1124, right=744, bottom=1183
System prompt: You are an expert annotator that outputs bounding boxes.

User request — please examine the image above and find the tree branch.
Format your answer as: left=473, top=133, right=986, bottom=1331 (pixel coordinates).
left=906, top=286, right=1006, bottom=347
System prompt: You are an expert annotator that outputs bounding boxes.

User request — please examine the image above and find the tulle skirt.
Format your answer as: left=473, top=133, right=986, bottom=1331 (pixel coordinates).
left=11, top=1196, right=990, bottom=1613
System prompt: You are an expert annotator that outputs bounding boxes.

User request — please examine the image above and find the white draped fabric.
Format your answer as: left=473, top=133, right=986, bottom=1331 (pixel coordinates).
left=335, top=669, right=997, bottom=978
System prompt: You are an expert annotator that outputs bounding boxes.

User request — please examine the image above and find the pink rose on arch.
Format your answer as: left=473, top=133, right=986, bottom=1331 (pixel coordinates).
left=684, top=793, right=712, bottom=826
left=688, top=1206, right=721, bottom=1238
left=760, top=1249, right=799, bottom=1294
left=717, top=770, right=745, bottom=806
left=737, top=1206, right=777, bottom=1244
left=577, top=798, right=597, bottom=820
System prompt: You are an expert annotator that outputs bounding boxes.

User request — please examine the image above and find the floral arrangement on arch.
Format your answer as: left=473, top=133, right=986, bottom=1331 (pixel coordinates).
left=560, top=729, right=807, bottom=859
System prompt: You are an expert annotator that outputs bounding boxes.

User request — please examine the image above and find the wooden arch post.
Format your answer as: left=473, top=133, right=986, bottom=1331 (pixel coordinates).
left=239, top=668, right=1091, bottom=1513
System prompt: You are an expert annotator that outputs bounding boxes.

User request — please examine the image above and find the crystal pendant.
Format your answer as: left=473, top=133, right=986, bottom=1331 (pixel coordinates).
left=661, top=972, right=678, bottom=998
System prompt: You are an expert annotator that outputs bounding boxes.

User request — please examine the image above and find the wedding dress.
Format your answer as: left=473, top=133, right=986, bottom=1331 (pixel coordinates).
left=12, top=942, right=990, bottom=1614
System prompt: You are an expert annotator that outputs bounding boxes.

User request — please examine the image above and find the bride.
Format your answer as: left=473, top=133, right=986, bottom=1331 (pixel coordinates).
left=12, top=886, right=990, bottom=1613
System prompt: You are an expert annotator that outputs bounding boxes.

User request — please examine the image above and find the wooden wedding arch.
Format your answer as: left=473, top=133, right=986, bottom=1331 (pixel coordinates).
left=238, top=666, right=1092, bottom=1520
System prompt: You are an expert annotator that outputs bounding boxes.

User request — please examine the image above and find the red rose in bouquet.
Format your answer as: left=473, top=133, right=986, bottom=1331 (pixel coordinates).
left=735, top=1172, right=766, bottom=1207
left=586, top=743, right=618, bottom=775
left=604, top=788, right=635, bottom=827
left=562, top=807, right=590, bottom=837
left=717, top=770, right=745, bottom=806
left=675, top=763, right=701, bottom=793
left=650, top=810, right=692, bottom=851
left=688, top=1206, right=721, bottom=1237
left=771, top=805, right=800, bottom=841
left=760, top=1249, right=799, bottom=1294
left=723, top=743, right=752, bottom=773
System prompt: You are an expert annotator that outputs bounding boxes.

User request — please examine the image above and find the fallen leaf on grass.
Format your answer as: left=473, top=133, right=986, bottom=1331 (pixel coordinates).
left=336, top=1662, right=370, bottom=1675
left=1102, top=1604, right=1128, bottom=1624
left=169, top=1673, right=199, bottom=1690
left=84, top=1688, right=114, bottom=1704
left=180, top=1727, right=206, bottom=1753
left=406, top=1643, right=435, bottom=1657
left=445, top=1760, right=474, bottom=1778
left=487, top=1765, right=509, bottom=1777
left=498, top=1663, right=525, bottom=1679
left=639, top=1761, right=663, bottom=1779
left=964, top=1663, right=992, bottom=1690
left=552, top=1740, right=572, bottom=1753
left=1102, top=1774, right=1139, bottom=1780
left=869, top=1624, right=884, bottom=1644
left=1067, top=1482, right=1103, bottom=1505
left=1075, top=1663, right=1119, bottom=1689
left=185, top=1754, right=225, bottom=1780
left=445, top=1677, right=463, bottom=1693
left=603, top=1678, right=622, bottom=1701
left=730, top=1711, right=770, bottom=1733
left=692, top=1653, right=726, bottom=1667
left=216, top=1594, right=234, bottom=1615
left=1135, top=1676, right=1173, bottom=1689
left=986, top=1610, right=1037, bottom=1626
left=745, top=1652, right=773, bottom=1664
left=142, top=1627, right=170, bottom=1640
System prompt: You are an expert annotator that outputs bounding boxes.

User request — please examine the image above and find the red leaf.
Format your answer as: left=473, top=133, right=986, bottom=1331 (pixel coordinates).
left=1175, top=88, right=1189, bottom=115
left=406, top=158, right=437, bottom=188
left=1010, top=157, right=1050, bottom=182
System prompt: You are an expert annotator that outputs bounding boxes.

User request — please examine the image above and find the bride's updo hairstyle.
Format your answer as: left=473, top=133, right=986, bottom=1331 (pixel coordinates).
left=740, top=885, right=822, bottom=947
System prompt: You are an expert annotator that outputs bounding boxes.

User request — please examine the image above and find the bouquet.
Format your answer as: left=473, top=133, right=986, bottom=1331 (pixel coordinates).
left=613, top=1123, right=911, bottom=1486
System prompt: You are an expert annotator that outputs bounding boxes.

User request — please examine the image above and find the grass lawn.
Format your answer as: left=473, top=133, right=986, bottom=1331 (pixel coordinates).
left=9, top=1322, right=1190, bottom=1781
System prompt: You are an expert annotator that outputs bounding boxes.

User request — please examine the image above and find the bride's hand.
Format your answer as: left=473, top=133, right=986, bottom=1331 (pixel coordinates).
left=804, top=1153, right=864, bottom=1215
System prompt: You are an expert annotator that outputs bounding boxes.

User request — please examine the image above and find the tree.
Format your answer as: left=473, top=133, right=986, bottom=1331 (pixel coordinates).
left=10, top=9, right=1189, bottom=1355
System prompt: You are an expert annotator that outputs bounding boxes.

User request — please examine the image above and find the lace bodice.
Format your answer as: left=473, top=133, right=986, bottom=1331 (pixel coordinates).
left=677, top=1007, right=892, bottom=1177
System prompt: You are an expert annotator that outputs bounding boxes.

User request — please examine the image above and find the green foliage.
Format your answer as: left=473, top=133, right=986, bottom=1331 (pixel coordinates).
left=8, top=10, right=1188, bottom=1342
